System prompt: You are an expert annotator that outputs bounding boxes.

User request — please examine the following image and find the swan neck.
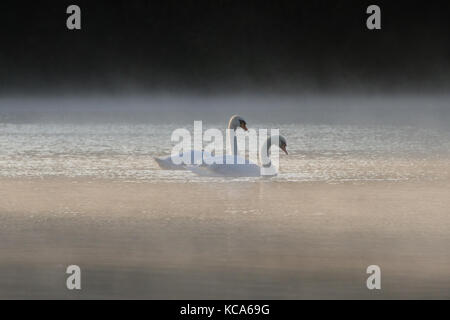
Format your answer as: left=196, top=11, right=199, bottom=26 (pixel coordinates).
left=227, top=116, right=237, bottom=131
left=260, top=137, right=272, bottom=168
left=228, top=129, right=238, bottom=156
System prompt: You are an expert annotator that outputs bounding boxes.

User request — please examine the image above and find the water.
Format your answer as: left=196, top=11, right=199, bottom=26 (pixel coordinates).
left=1, top=121, right=450, bottom=299
left=1, top=122, right=449, bottom=182
left=2, top=94, right=450, bottom=299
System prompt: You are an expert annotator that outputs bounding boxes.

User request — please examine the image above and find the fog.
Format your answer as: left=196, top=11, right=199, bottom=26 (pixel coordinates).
left=1, top=94, right=449, bottom=128
left=1, top=1, right=449, bottom=127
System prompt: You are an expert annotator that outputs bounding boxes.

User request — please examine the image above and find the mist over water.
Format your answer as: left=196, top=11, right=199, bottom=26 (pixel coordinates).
left=1, top=94, right=450, bottom=126
left=1, top=94, right=449, bottom=182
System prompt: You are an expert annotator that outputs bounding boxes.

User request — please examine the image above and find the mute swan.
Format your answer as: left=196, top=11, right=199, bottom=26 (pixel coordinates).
left=154, top=115, right=248, bottom=170
left=190, top=135, right=288, bottom=177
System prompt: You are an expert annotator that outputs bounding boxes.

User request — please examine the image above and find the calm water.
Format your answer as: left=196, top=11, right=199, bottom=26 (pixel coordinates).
left=1, top=122, right=450, bottom=182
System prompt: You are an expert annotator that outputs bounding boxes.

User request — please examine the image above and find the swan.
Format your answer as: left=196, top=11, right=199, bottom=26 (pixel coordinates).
left=189, top=135, right=288, bottom=177
left=154, top=115, right=248, bottom=170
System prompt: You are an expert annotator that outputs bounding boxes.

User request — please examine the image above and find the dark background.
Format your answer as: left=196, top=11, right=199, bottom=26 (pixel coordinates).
left=0, top=0, right=449, bottom=94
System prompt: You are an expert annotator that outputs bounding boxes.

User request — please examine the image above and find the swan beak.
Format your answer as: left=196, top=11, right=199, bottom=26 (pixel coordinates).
left=240, top=123, right=248, bottom=131
left=281, top=145, right=288, bottom=155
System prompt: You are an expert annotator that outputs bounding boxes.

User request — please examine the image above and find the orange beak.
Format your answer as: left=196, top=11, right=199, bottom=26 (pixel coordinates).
left=240, top=123, right=248, bottom=131
left=280, top=145, right=288, bottom=155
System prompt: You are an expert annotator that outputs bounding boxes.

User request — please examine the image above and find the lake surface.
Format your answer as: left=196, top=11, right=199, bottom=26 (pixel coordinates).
left=1, top=122, right=450, bottom=182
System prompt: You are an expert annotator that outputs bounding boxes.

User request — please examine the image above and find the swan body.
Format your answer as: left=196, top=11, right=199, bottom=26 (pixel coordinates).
left=154, top=115, right=247, bottom=170
left=189, top=162, right=262, bottom=177
left=188, top=135, right=288, bottom=177
left=191, top=154, right=261, bottom=177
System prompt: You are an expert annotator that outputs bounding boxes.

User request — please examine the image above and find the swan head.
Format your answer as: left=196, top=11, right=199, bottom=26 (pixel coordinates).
left=279, top=135, right=288, bottom=155
left=269, top=135, right=288, bottom=155
left=228, top=115, right=248, bottom=131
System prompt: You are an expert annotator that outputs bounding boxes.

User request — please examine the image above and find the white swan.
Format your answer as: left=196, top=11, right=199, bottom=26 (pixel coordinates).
left=190, top=135, right=288, bottom=177
left=154, top=115, right=248, bottom=170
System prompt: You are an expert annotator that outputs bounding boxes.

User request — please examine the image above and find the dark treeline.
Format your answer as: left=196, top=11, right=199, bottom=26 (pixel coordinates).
left=0, top=0, right=449, bottom=94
